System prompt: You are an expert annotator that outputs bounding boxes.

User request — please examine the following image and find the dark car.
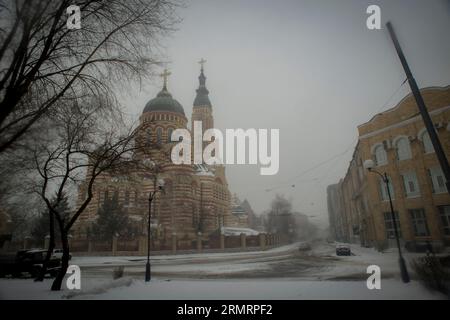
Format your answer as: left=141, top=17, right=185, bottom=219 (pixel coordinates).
left=52, top=249, right=72, bottom=260
left=298, top=242, right=312, bottom=252
left=336, top=244, right=351, bottom=256
left=0, top=249, right=61, bottom=278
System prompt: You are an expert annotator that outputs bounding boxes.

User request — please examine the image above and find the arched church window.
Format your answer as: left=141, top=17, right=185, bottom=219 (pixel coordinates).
left=156, top=127, right=162, bottom=144
left=124, top=190, right=130, bottom=206
left=146, top=129, right=151, bottom=146
left=168, top=128, right=173, bottom=142
left=134, top=190, right=139, bottom=206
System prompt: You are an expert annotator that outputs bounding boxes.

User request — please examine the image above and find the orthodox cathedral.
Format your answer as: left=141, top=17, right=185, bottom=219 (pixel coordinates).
left=74, top=61, right=247, bottom=249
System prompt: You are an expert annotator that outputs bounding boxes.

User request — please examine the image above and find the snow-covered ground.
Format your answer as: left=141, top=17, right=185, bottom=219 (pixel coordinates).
left=311, top=243, right=426, bottom=281
left=70, top=242, right=301, bottom=267
left=0, top=277, right=444, bottom=300
left=0, top=241, right=447, bottom=300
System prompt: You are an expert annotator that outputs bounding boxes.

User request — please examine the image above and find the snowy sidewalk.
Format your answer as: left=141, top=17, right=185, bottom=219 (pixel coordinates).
left=0, top=277, right=445, bottom=300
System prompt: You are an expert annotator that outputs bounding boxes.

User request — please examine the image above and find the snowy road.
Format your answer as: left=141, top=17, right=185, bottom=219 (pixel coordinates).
left=69, top=241, right=430, bottom=281
left=0, top=242, right=447, bottom=299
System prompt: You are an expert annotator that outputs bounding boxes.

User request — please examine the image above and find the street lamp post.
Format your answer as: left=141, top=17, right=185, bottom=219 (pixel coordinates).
left=364, top=160, right=410, bottom=283
left=142, top=159, right=164, bottom=282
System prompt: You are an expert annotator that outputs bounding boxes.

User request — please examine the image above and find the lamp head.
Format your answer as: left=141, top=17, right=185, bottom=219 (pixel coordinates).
left=363, top=159, right=375, bottom=171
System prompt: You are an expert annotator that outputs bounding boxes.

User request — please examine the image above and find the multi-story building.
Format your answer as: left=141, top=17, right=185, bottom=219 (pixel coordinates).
left=327, top=183, right=347, bottom=242
left=328, top=86, right=450, bottom=251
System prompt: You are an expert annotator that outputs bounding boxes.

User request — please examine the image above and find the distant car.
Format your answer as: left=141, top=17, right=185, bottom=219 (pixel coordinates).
left=336, top=244, right=351, bottom=256
left=0, top=249, right=61, bottom=278
left=298, top=242, right=312, bottom=251
left=52, top=249, right=72, bottom=260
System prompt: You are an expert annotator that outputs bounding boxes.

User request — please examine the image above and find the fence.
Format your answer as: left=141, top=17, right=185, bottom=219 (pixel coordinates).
left=2, top=233, right=284, bottom=256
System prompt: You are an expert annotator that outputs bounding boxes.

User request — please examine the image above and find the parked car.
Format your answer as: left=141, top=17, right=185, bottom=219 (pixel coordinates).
left=336, top=244, right=351, bottom=256
left=0, top=249, right=61, bottom=278
left=52, top=249, right=72, bottom=260
left=298, top=242, right=312, bottom=252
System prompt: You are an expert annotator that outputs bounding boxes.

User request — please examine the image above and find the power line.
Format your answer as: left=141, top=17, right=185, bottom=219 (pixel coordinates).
left=375, top=78, right=408, bottom=115
left=264, top=139, right=357, bottom=192
left=263, top=79, right=409, bottom=193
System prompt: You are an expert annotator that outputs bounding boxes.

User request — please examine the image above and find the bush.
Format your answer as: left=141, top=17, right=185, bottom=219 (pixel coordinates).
left=113, top=266, right=124, bottom=280
left=411, top=256, right=450, bottom=297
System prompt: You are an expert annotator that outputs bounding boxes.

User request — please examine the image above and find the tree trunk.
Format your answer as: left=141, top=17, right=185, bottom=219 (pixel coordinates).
left=35, top=210, right=55, bottom=282
left=51, top=231, right=69, bottom=291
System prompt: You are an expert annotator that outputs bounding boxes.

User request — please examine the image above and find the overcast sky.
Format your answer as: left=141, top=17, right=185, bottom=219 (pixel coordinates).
left=120, top=0, right=450, bottom=228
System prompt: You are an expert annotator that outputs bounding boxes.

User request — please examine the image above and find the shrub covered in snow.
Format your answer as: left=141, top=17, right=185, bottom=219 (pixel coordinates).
left=113, top=266, right=124, bottom=280
left=412, top=256, right=450, bottom=297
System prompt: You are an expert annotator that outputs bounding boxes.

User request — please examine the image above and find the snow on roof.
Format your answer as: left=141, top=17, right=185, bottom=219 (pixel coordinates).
left=194, top=164, right=215, bottom=177
left=221, top=227, right=261, bottom=236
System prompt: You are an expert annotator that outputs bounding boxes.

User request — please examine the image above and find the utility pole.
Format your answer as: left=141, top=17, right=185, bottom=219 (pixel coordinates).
left=386, top=22, right=450, bottom=195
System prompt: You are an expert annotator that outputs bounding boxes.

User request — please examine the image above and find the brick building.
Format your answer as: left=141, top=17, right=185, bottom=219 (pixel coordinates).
left=73, top=64, right=246, bottom=248
left=328, top=86, right=450, bottom=251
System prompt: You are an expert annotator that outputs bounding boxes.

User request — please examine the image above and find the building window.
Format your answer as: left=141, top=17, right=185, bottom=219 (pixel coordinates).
left=134, top=190, right=139, bottom=207
left=421, top=131, right=435, bottom=154
left=438, top=206, right=450, bottom=236
left=379, top=176, right=395, bottom=201
left=384, top=212, right=401, bottom=239
left=168, top=128, right=173, bottom=142
left=429, top=166, right=447, bottom=194
left=156, top=127, right=162, bottom=144
left=374, top=144, right=388, bottom=166
left=124, top=190, right=130, bottom=206
left=395, top=137, right=412, bottom=161
left=401, top=171, right=420, bottom=198
left=409, top=209, right=430, bottom=237
left=146, top=129, right=151, bottom=146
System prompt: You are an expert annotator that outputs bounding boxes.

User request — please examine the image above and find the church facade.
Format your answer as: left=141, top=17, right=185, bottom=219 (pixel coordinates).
left=74, top=63, right=244, bottom=249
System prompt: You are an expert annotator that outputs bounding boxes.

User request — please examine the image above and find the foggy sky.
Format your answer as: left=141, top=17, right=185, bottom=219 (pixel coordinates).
left=120, top=0, right=450, bottom=228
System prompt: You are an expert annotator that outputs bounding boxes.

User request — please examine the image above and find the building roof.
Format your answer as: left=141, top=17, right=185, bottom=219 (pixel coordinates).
left=193, top=66, right=212, bottom=107
left=194, top=164, right=215, bottom=176
left=231, top=194, right=247, bottom=216
left=221, top=227, right=260, bottom=236
left=358, top=86, right=450, bottom=131
left=143, top=87, right=185, bottom=115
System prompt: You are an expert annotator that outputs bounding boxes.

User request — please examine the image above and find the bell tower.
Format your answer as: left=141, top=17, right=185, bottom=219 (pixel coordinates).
left=192, top=58, right=214, bottom=133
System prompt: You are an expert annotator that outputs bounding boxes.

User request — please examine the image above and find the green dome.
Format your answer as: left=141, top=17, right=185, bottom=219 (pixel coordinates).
left=143, top=88, right=185, bottom=116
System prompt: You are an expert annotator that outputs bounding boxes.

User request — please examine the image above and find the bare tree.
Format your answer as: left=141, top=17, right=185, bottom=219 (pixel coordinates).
left=266, top=194, right=297, bottom=242
left=0, top=0, right=180, bottom=153
left=0, top=137, right=43, bottom=244
left=31, top=95, right=141, bottom=290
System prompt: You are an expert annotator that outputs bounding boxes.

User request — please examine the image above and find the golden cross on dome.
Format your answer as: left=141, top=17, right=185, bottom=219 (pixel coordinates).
left=198, top=58, right=207, bottom=70
left=160, top=68, right=171, bottom=89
